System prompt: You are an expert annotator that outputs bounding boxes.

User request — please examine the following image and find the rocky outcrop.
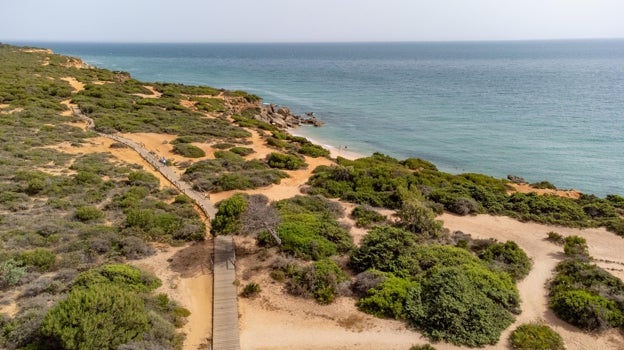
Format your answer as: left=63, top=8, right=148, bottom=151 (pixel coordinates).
left=251, top=103, right=325, bottom=129
left=507, top=174, right=527, bottom=184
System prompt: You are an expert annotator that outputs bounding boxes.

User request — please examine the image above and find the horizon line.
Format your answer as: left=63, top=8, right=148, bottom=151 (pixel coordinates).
left=4, top=36, right=624, bottom=45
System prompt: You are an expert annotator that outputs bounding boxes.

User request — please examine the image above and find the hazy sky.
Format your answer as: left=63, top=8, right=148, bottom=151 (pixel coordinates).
left=2, top=0, right=624, bottom=43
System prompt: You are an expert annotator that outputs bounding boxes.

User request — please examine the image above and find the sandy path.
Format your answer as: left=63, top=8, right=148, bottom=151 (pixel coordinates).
left=61, top=76, right=85, bottom=92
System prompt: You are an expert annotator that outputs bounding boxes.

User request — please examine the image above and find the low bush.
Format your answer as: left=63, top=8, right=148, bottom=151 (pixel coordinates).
left=479, top=241, right=532, bottom=281
left=549, top=257, right=624, bottom=331
left=0, top=259, right=27, bottom=289
left=74, top=205, right=104, bottom=222
left=210, top=194, right=248, bottom=235
left=266, top=152, right=306, bottom=170
left=531, top=181, right=557, bottom=190
left=275, top=196, right=353, bottom=260
left=405, top=266, right=515, bottom=347
left=286, top=259, right=348, bottom=304
left=41, top=283, right=150, bottom=350
left=563, top=235, right=589, bottom=258
left=230, top=146, right=255, bottom=156
left=509, top=323, right=565, bottom=350
left=357, top=274, right=417, bottom=319
left=18, top=248, right=56, bottom=272
left=241, top=282, right=261, bottom=298
left=546, top=231, right=564, bottom=245
left=350, top=205, right=386, bottom=227
left=172, top=143, right=205, bottom=158
left=550, top=289, right=623, bottom=330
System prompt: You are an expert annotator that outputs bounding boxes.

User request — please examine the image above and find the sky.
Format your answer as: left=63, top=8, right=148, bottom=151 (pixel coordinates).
left=2, top=0, right=624, bottom=43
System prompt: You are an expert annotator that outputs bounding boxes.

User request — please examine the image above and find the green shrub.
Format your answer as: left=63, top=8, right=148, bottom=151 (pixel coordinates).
left=479, top=241, right=532, bottom=281
left=18, top=248, right=56, bottom=272
left=127, top=171, right=160, bottom=189
left=0, top=259, right=27, bottom=288
left=211, top=194, right=248, bottom=235
left=357, top=275, right=417, bottom=319
left=287, top=259, right=348, bottom=304
left=550, top=289, right=623, bottom=330
left=509, top=323, right=564, bottom=350
left=546, top=231, right=564, bottom=245
left=212, top=142, right=235, bottom=149
left=72, top=264, right=161, bottom=292
left=350, top=226, right=418, bottom=275
left=563, top=235, right=589, bottom=258
left=531, top=181, right=557, bottom=190
left=405, top=266, right=515, bottom=347
left=41, top=283, right=150, bottom=350
left=267, top=152, right=306, bottom=170
left=409, top=345, right=437, bottom=350
left=74, top=205, right=104, bottom=222
left=396, top=199, right=443, bottom=240
left=241, top=282, right=261, bottom=298
left=351, top=205, right=386, bottom=227
left=275, top=196, right=353, bottom=260
left=298, top=143, right=330, bottom=157
left=230, top=146, right=255, bottom=156
left=172, top=143, right=205, bottom=158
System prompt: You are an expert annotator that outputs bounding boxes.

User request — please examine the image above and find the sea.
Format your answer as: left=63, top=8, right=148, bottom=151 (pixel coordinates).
left=22, top=40, right=624, bottom=197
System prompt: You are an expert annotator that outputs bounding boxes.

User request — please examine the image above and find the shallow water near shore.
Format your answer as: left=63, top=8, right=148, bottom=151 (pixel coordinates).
left=34, top=40, right=624, bottom=196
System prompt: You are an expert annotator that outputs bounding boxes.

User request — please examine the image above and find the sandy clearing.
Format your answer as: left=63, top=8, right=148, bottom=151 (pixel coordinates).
left=0, top=103, right=9, bottom=109
left=441, top=213, right=624, bottom=350
left=508, top=183, right=582, bottom=199
left=61, top=77, right=85, bottom=93
left=47, top=138, right=172, bottom=188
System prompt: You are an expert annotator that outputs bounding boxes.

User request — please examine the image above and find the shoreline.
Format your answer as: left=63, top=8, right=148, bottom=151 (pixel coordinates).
left=288, top=126, right=366, bottom=161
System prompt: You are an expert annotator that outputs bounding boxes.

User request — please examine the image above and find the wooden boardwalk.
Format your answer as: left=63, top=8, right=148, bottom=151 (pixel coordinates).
left=72, top=106, right=239, bottom=349
left=212, top=236, right=241, bottom=350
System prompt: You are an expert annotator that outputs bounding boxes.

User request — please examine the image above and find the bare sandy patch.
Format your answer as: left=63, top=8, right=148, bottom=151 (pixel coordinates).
left=0, top=107, right=24, bottom=115
left=235, top=235, right=423, bottom=350
left=508, top=183, right=582, bottom=199
left=134, top=85, right=162, bottom=99
left=60, top=100, right=74, bottom=117
left=0, top=103, right=9, bottom=109
left=22, top=48, right=53, bottom=54
left=61, top=77, right=85, bottom=93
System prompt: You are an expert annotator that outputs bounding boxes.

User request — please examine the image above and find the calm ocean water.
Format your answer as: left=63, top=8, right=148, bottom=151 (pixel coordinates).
left=29, top=40, right=624, bottom=196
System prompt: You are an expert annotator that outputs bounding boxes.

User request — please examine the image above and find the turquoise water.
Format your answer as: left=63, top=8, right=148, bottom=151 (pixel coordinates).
left=31, top=40, right=624, bottom=196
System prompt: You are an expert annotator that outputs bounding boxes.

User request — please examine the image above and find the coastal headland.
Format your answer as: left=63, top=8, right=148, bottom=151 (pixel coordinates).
left=1, top=44, right=623, bottom=350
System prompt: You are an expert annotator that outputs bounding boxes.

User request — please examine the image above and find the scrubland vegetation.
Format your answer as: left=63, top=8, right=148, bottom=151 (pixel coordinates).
left=307, top=153, right=624, bottom=236
left=3, top=43, right=624, bottom=349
